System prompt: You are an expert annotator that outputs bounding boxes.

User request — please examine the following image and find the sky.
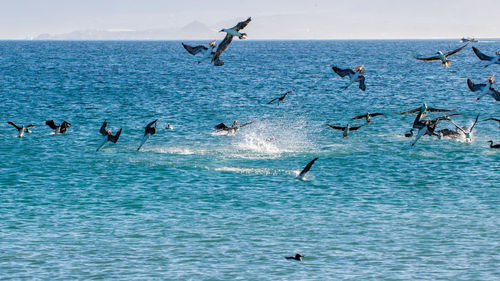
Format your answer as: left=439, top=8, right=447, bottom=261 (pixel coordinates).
left=0, top=0, right=499, bottom=39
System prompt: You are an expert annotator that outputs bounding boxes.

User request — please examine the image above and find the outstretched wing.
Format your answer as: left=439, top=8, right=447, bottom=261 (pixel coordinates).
left=45, top=120, right=58, bottom=130
left=239, top=121, right=254, bottom=128
left=349, top=125, right=365, bottom=131
left=7, top=121, right=20, bottom=130
left=444, top=44, right=468, bottom=57
left=332, top=66, right=354, bottom=78
left=233, top=17, right=252, bottom=31
left=483, top=118, right=500, bottom=123
left=472, top=47, right=494, bottom=61
left=214, top=123, right=229, bottom=131
left=428, top=107, right=453, bottom=113
left=297, top=157, right=318, bottom=179
left=267, top=97, right=279, bottom=104
left=490, top=87, right=500, bottom=101
left=351, top=114, right=367, bottom=120
left=413, top=55, right=440, bottom=61
left=431, top=113, right=461, bottom=122
left=145, top=119, right=158, bottom=136
left=182, top=43, right=207, bottom=55
left=394, top=107, right=419, bottom=115
left=26, top=124, right=35, bottom=128
left=467, top=79, right=486, bottom=92
left=370, top=113, right=384, bottom=117
left=326, top=124, right=345, bottom=131
left=358, top=75, right=366, bottom=91
left=99, top=121, right=108, bottom=136
left=109, top=128, right=122, bottom=143
left=212, top=34, right=233, bottom=64
left=469, top=114, right=480, bottom=133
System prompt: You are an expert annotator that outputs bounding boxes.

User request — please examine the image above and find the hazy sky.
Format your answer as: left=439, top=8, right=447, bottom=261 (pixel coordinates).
left=1, top=0, right=499, bottom=39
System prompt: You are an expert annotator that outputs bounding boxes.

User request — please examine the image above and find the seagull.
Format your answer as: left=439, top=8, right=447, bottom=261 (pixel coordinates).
left=472, top=47, right=500, bottom=67
left=326, top=123, right=365, bottom=138
left=394, top=103, right=453, bottom=115
left=214, top=120, right=253, bottom=135
left=296, top=158, right=318, bottom=180
left=449, top=114, right=479, bottom=142
left=285, top=254, right=303, bottom=261
left=413, top=44, right=468, bottom=67
left=467, top=76, right=500, bottom=101
left=137, top=119, right=157, bottom=151
left=332, top=65, right=366, bottom=91
left=267, top=90, right=293, bottom=105
left=181, top=40, right=217, bottom=64
left=212, top=17, right=252, bottom=66
left=96, top=121, right=122, bottom=152
left=483, top=118, right=500, bottom=128
left=487, top=140, right=500, bottom=149
left=45, top=120, right=71, bottom=134
left=351, top=112, right=384, bottom=124
left=7, top=122, right=34, bottom=137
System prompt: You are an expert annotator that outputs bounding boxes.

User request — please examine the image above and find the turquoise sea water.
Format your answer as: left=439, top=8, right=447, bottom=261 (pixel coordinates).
left=0, top=40, right=499, bottom=280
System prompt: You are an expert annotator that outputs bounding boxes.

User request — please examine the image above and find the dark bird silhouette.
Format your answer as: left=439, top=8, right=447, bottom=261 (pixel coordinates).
left=182, top=40, right=217, bottom=64
left=214, top=120, right=253, bottom=135
left=267, top=90, right=293, bottom=105
left=296, top=158, right=318, bottom=180
left=96, top=121, right=122, bottom=152
left=413, top=44, right=468, bottom=67
left=351, top=112, right=384, bottom=124
left=472, top=47, right=500, bottom=67
left=326, top=123, right=365, bottom=138
left=488, top=140, right=500, bottom=149
left=394, top=103, right=452, bottom=115
left=45, top=120, right=71, bottom=134
left=483, top=118, right=500, bottom=128
left=212, top=17, right=251, bottom=66
left=332, top=65, right=366, bottom=91
left=467, top=76, right=500, bottom=101
left=137, top=119, right=157, bottom=151
left=285, top=253, right=303, bottom=261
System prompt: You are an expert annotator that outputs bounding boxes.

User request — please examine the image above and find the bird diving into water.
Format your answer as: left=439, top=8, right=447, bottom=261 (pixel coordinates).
left=409, top=112, right=457, bottom=147
left=181, top=40, right=217, bottom=64
left=45, top=120, right=71, bottom=134
left=137, top=119, right=157, bottom=151
left=8, top=122, right=34, bottom=138
left=212, top=17, right=252, bottom=66
left=467, top=75, right=500, bottom=101
left=448, top=114, right=479, bottom=143
left=96, top=121, right=122, bottom=152
left=472, top=47, right=500, bottom=67
left=413, top=44, right=468, bottom=67
left=332, top=65, right=366, bottom=91
left=267, top=90, right=293, bottom=105
left=214, top=120, right=253, bottom=135
left=296, top=158, right=318, bottom=180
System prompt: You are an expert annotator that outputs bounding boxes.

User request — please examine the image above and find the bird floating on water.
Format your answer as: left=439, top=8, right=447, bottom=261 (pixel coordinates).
left=96, top=121, right=122, bottom=152
left=487, top=140, right=500, bottom=149
left=267, top=90, right=293, bottom=105
left=467, top=76, right=500, bottom=101
left=8, top=122, right=34, bottom=138
left=332, top=65, right=366, bottom=91
left=413, top=44, right=468, bottom=67
left=351, top=112, right=384, bottom=124
left=45, top=120, right=71, bottom=134
left=212, top=17, right=252, bottom=66
left=472, top=47, right=500, bottom=67
left=137, top=119, right=157, bottom=151
left=296, top=158, right=318, bottom=180
left=285, top=253, right=303, bottom=261
left=182, top=40, right=217, bottom=64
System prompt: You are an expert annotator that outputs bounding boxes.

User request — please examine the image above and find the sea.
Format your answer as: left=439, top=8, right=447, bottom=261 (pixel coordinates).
left=0, top=40, right=499, bottom=280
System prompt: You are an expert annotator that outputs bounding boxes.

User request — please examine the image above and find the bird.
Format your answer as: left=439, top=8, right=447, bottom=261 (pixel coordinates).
left=435, top=128, right=462, bottom=139
left=8, top=122, right=35, bottom=137
left=351, top=112, right=384, bottom=124
left=472, top=47, right=500, bottom=67
left=181, top=40, right=217, bottom=64
left=214, top=120, right=253, bottom=135
left=413, top=44, right=468, bottom=67
left=467, top=76, right=500, bottom=101
left=326, top=123, right=365, bottom=138
left=45, top=120, right=71, bottom=134
left=449, top=114, right=479, bottom=142
left=267, top=90, right=293, bottom=105
left=166, top=123, right=174, bottom=130
left=394, top=103, right=453, bottom=115
left=137, top=119, right=157, bottom=151
left=461, top=37, right=478, bottom=43
left=332, top=65, right=366, bottom=91
left=487, top=140, right=500, bottom=149
left=96, top=121, right=122, bottom=152
left=285, top=253, right=303, bottom=261
left=483, top=118, right=500, bottom=128
left=296, top=158, right=318, bottom=180
left=410, top=112, right=457, bottom=147
left=212, top=17, right=252, bottom=66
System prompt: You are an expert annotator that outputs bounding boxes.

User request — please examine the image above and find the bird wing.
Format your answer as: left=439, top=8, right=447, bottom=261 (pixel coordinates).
left=413, top=55, right=440, bottom=61
left=214, top=123, right=229, bottom=130
left=145, top=119, right=158, bottom=136
left=358, top=75, right=366, bottom=91
left=45, top=120, right=58, bottom=130
left=411, top=126, right=428, bottom=147
left=239, top=121, right=254, bottom=128
left=467, top=79, right=486, bottom=92
left=332, top=67, right=355, bottom=78
left=61, top=121, right=71, bottom=128
left=182, top=43, right=207, bottom=55
left=233, top=17, right=252, bottom=31
left=450, top=120, right=467, bottom=134
left=349, top=125, right=365, bottom=131
left=483, top=118, right=500, bottom=123
left=428, top=107, right=453, bottom=113
left=297, top=157, right=318, bottom=179
left=8, top=121, right=20, bottom=130
left=490, top=87, right=500, bottom=101
left=394, top=107, right=419, bottom=115
left=108, top=128, right=122, bottom=143
left=371, top=113, right=384, bottom=117
left=99, top=121, right=108, bottom=136
left=26, top=124, right=35, bottom=128
left=326, top=124, right=345, bottom=131
left=267, top=97, right=279, bottom=104
left=212, top=34, right=234, bottom=64
left=431, top=113, right=461, bottom=122
left=444, top=44, right=468, bottom=57
left=469, top=114, right=480, bottom=133
left=351, top=114, right=368, bottom=120
left=472, top=47, right=494, bottom=61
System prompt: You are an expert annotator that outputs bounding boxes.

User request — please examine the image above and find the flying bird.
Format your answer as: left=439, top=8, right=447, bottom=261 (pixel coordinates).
left=267, top=90, right=293, bottom=105
left=394, top=103, right=453, bottom=115
left=409, top=112, right=458, bottom=147
left=449, top=114, right=479, bottom=142
left=212, top=17, right=252, bottom=66
left=96, top=121, right=122, bottom=152
left=413, top=44, right=468, bottom=67
left=483, top=118, right=500, bottom=128
left=487, top=140, right=500, bottom=149
left=472, top=47, right=500, bottom=67
left=137, top=119, right=157, bottom=151
left=285, top=254, right=303, bottom=261
left=351, top=112, right=384, bottom=124
left=181, top=40, right=217, bottom=64
left=296, top=158, right=318, bottom=180
left=45, top=120, right=71, bottom=134
left=467, top=76, right=500, bottom=101
left=326, top=123, right=365, bottom=138
left=7, top=122, right=34, bottom=137
left=214, top=120, right=253, bottom=135
left=332, top=65, right=366, bottom=91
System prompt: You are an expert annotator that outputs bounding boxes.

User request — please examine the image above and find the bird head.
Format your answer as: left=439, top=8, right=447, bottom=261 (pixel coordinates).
left=219, top=29, right=225, bottom=32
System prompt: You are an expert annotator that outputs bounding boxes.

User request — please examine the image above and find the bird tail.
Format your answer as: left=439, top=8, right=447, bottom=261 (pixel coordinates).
left=442, top=60, right=452, bottom=67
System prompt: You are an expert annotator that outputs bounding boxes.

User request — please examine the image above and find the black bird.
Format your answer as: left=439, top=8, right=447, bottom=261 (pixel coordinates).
left=332, top=65, right=366, bottom=91
left=488, top=140, right=500, bottom=149
left=472, top=47, right=500, bottom=67
left=45, top=120, right=71, bottom=134
left=296, top=158, right=318, bottom=180
left=285, top=253, right=303, bottom=261
left=8, top=122, right=34, bottom=137
left=413, top=44, right=468, bottom=67
left=212, top=17, right=252, bottom=66
left=137, top=119, right=157, bottom=151
left=214, top=120, right=253, bottom=135
left=351, top=112, right=384, bottom=124
left=96, top=121, right=122, bottom=152
left=483, top=118, right=500, bottom=128
left=267, top=90, right=293, bottom=105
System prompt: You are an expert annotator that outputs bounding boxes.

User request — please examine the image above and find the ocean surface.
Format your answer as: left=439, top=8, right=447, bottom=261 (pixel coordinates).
left=0, top=40, right=499, bottom=280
